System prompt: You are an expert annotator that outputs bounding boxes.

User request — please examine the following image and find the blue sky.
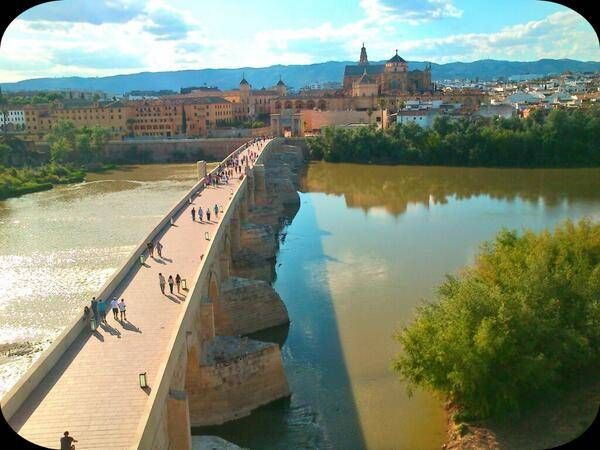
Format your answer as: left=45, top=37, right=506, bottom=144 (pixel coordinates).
left=0, top=0, right=598, bottom=82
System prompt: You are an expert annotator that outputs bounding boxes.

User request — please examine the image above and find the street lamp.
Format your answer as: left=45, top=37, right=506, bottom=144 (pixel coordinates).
left=139, top=372, right=148, bottom=389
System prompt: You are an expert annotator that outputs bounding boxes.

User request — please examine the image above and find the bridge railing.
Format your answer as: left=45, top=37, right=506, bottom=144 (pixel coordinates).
left=134, top=137, right=278, bottom=449
left=0, top=138, right=271, bottom=423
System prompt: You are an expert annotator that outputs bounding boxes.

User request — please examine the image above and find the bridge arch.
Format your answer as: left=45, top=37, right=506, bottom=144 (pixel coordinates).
left=307, top=99, right=316, bottom=109
left=284, top=100, right=293, bottom=109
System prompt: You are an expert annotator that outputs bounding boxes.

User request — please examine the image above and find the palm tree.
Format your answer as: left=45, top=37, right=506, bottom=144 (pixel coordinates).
left=378, top=97, right=388, bottom=130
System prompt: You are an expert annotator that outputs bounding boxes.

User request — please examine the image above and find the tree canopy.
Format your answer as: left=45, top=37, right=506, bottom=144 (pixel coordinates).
left=45, top=120, right=112, bottom=164
left=308, top=105, right=600, bottom=168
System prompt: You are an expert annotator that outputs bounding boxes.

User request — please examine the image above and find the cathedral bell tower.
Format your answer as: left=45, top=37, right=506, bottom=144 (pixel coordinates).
left=358, top=42, right=368, bottom=66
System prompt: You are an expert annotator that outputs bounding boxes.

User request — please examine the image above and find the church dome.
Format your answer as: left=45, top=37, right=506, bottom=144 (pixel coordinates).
left=387, top=50, right=406, bottom=63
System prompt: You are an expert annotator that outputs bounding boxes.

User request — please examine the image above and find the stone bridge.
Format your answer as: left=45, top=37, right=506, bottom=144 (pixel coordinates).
left=0, top=137, right=306, bottom=449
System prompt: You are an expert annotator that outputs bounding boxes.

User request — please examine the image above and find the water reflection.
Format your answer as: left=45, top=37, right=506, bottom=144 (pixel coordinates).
left=303, top=163, right=600, bottom=216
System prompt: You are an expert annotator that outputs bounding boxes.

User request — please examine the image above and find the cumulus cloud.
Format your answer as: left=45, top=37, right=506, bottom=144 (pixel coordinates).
left=360, top=0, right=462, bottom=25
left=396, top=10, right=599, bottom=62
left=142, top=9, right=189, bottom=40
left=19, top=0, right=145, bottom=25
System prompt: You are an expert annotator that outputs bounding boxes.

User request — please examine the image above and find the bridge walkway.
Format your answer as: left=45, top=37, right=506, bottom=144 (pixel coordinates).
left=8, top=140, right=268, bottom=449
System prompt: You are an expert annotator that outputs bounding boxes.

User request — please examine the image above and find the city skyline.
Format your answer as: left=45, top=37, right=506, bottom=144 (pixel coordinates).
left=0, top=0, right=598, bottom=83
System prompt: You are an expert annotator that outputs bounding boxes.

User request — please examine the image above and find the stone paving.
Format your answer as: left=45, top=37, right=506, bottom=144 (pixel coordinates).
left=8, top=140, right=269, bottom=450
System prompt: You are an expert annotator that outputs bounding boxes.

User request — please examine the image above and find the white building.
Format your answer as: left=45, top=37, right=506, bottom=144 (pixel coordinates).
left=0, top=109, right=26, bottom=130
left=396, top=109, right=439, bottom=128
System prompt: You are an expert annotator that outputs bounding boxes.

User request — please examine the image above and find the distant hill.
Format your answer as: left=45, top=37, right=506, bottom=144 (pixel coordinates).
left=1, top=59, right=599, bottom=94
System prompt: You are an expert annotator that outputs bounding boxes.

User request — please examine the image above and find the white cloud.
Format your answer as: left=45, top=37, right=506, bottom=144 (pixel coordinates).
left=395, top=10, right=600, bottom=62
left=360, top=0, right=463, bottom=25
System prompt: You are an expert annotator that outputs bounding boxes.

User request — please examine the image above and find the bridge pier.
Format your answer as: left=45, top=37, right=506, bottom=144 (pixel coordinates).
left=167, top=389, right=192, bottom=450
left=253, top=164, right=267, bottom=206
left=230, top=209, right=241, bottom=254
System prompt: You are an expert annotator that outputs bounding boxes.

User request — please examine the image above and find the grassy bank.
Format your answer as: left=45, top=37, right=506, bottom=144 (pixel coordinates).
left=0, top=164, right=86, bottom=200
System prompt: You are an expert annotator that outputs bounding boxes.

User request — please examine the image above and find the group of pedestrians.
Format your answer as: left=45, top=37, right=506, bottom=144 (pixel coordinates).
left=146, top=240, right=163, bottom=258
left=87, top=138, right=269, bottom=335
left=90, top=295, right=126, bottom=325
left=191, top=203, right=221, bottom=222
left=158, top=272, right=182, bottom=295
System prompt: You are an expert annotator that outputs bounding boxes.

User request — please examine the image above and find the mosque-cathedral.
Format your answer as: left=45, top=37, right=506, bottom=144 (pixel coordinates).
left=343, top=43, right=433, bottom=96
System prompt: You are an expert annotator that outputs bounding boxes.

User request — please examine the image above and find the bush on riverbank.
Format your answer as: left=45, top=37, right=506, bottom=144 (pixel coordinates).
left=308, top=105, right=600, bottom=167
left=392, top=218, right=600, bottom=419
left=0, top=164, right=85, bottom=199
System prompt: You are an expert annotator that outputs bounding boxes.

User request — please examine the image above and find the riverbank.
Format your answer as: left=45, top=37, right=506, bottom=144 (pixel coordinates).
left=307, top=105, right=600, bottom=168
left=445, top=372, right=600, bottom=449
left=0, top=164, right=86, bottom=200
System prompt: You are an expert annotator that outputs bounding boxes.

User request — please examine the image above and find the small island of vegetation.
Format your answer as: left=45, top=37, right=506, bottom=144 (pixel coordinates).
left=308, top=105, right=600, bottom=168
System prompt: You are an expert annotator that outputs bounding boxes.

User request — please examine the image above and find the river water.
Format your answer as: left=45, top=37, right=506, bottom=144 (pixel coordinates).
left=1, top=162, right=599, bottom=449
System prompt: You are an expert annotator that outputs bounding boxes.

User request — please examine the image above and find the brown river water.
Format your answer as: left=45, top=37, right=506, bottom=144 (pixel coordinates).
left=0, top=162, right=599, bottom=449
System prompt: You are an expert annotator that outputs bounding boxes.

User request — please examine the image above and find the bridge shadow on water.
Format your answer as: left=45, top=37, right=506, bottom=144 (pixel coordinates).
left=193, top=192, right=367, bottom=449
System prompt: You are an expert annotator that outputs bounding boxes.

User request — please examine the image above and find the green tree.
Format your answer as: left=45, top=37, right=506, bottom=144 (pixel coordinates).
left=50, top=136, right=74, bottom=163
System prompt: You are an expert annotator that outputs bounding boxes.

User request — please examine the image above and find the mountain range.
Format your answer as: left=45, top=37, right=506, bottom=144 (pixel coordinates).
left=1, top=59, right=599, bottom=94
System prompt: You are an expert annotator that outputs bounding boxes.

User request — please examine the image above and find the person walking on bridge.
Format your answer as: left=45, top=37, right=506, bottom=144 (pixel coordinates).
left=159, top=273, right=166, bottom=295
left=97, top=298, right=107, bottom=325
left=119, top=298, right=127, bottom=321
left=175, top=273, right=182, bottom=293
left=156, top=241, right=163, bottom=258
left=110, top=297, right=119, bottom=320
left=198, top=206, right=204, bottom=222
left=60, top=431, right=77, bottom=450
left=206, top=207, right=211, bottom=222
left=214, top=204, right=219, bottom=219
left=168, top=275, right=175, bottom=294
left=147, top=241, right=154, bottom=257
left=191, top=207, right=196, bottom=222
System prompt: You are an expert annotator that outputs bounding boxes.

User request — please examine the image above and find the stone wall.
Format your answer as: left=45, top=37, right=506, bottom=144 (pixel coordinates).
left=106, top=138, right=248, bottom=162
left=233, top=223, right=277, bottom=266
left=31, top=138, right=251, bottom=164
left=214, top=277, right=289, bottom=336
left=187, top=336, right=290, bottom=426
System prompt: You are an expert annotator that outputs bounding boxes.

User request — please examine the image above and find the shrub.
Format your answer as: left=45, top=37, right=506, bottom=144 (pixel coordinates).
left=393, top=218, right=600, bottom=419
